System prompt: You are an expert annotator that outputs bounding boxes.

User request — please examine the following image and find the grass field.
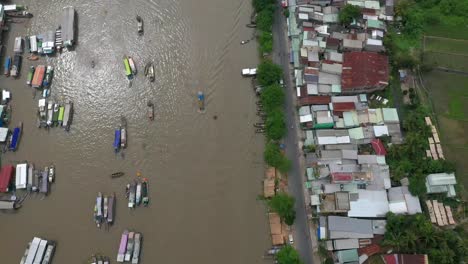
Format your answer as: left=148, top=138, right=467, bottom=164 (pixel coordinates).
left=427, top=23, right=468, bottom=40
left=423, top=71, right=468, bottom=190
left=423, top=36, right=468, bottom=71
left=424, top=36, right=468, bottom=55
left=423, top=52, right=468, bottom=72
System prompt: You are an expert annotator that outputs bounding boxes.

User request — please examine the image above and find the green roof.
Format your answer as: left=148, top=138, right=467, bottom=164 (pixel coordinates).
left=314, top=123, right=334, bottom=129
left=332, top=84, right=342, bottom=93
left=348, top=127, right=364, bottom=139
left=343, top=111, right=359, bottom=127
left=367, top=19, right=385, bottom=29
left=382, top=108, right=399, bottom=122
left=337, top=249, right=359, bottom=263
left=307, top=168, right=314, bottom=181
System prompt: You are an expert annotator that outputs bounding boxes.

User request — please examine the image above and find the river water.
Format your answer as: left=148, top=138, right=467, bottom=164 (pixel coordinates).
left=0, top=0, right=272, bottom=263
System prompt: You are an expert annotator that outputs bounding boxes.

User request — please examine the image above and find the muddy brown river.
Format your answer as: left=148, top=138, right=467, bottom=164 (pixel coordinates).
left=0, top=0, right=272, bottom=263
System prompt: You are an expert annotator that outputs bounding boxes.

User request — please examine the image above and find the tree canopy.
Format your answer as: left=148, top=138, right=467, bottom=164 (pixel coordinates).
left=264, top=142, right=291, bottom=173
left=261, top=84, right=285, bottom=112
left=338, top=4, right=361, bottom=25
left=257, top=60, right=283, bottom=86
left=268, top=193, right=296, bottom=225
left=276, top=245, right=303, bottom=264
left=382, top=212, right=468, bottom=263
left=252, top=0, right=275, bottom=13
left=265, top=108, right=286, bottom=141
left=259, top=31, right=273, bottom=54
left=257, top=9, right=274, bottom=32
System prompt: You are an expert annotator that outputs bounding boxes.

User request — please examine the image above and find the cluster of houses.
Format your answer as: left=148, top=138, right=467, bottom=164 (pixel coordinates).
left=278, top=0, right=451, bottom=263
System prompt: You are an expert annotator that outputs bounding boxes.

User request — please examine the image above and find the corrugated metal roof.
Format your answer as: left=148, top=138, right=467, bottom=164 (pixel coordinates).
left=343, top=111, right=359, bottom=127
left=343, top=39, right=363, bottom=49
left=299, top=106, right=311, bottom=116
left=318, top=84, right=332, bottom=94
left=322, top=63, right=343, bottom=74
left=371, top=139, right=387, bottom=155
left=342, top=52, right=389, bottom=90
left=365, top=0, right=381, bottom=9
left=427, top=173, right=457, bottom=186
left=348, top=127, right=364, bottom=139
left=333, top=239, right=359, bottom=250
left=319, top=71, right=341, bottom=85
left=373, top=125, right=389, bottom=136
left=348, top=189, right=389, bottom=218
left=307, top=83, right=318, bottom=95
left=382, top=108, right=399, bottom=123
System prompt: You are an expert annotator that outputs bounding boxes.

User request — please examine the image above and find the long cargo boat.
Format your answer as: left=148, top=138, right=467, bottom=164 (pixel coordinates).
left=63, top=100, right=73, bottom=130
left=107, top=193, right=115, bottom=225
left=39, top=168, right=48, bottom=194
left=4, top=56, right=11, bottom=76
left=125, top=232, right=135, bottom=261
left=117, top=230, right=129, bottom=262
left=9, top=122, right=23, bottom=151
left=32, top=65, right=45, bottom=88
left=128, top=183, right=136, bottom=208
left=142, top=180, right=149, bottom=206
left=131, top=233, right=142, bottom=264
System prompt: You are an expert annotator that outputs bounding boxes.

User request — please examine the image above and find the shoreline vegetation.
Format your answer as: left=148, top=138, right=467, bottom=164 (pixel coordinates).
left=252, top=0, right=303, bottom=263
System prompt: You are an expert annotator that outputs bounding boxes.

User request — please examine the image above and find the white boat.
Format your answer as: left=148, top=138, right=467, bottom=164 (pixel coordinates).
left=48, top=165, right=55, bottom=183
left=46, top=101, right=53, bottom=126
left=131, top=233, right=141, bottom=264
left=128, top=57, right=137, bottom=75
left=125, top=232, right=135, bottom=261
left=41, top=241, right=56, bottom=264
left=135, top=182, right=142, bottom=206
left=24, top=237, right=41, bottom=264
left=103, top=196, right=108, bottom=220
left=33, top=239, right=47, bottom=263
left=38, top=99, right=46, bottom=119
left=16, top=163, right=28, bottom=190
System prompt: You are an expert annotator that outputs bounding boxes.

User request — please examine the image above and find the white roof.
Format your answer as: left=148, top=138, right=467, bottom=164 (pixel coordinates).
left=0, top=127, right=8, bottom=142
left=38, top=99, right=46, bottom=107
left=348, top=190, right=389, bottom=218
left=15, top=163, right=28, bottom=189
left=296, top=87, right=301, bottom=97
left=367, top=38, right=383, bottom=46
left=307, top=84, right=318, bottom=95
left=317, top=136, right=351, bottom=145
left=300, top=114, right=313, bottom=123
left=373, top=125, right=389, bottom=137
left=2, top=90, right=10, bottom=100
left=298, top=13, right=309, bottom=20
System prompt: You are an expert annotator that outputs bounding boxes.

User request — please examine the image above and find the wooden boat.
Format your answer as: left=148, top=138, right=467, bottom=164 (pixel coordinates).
left=63, top=100, right=73, bottom=131
left=120, top=116, right=127, bottom=148
left=131, top=233, right=141, bottom=264
left=135, top=182, right=142, bottom=206
left=107, top=193, right=115, bottom=225
left=39, top=168, right=49, bottom=194
left=52, top=104, right=60, bottom=125
left=27, top=163, right=34, bottom=191
left=7, top=11, right=33, bottom=18
left=144, top=62, right=154, bottom=82
left=114, top=129, right=121, bottom=152
left=32, top=65, right=45, bottom=88
left=117, top=230, right=129, bottom=262
left=125, top=232, right=135, bottom=261
left=9, top=122, right=22, bottom=151
left=111, top=172, right=124, bottom=178
left=142, top=180, right=149, bottom=206
left=128, top=182, right=136, bottom=208
left=43, top=66, right=54, bottom=87
left=103, top=195, right=108, bottom=220
left=95, top=192, right=103, bottom=228
left=136, top=15, right=143, bottom=35
left=27, top=54, right=39, bottom=61
left=147, top=100, right=154, bottom=121
left=46, top=101, right=54, bottom=126
left=32, top=171, right=40, bottom=192
left=11, top=54, right=22, bottom=78
left=128, top=57, right=137, bottom=75
left=4, top=56, right=11, bottom=76
left=48, top=165, right=55, bottom=183
left=26, top=66, right=34, bottom=85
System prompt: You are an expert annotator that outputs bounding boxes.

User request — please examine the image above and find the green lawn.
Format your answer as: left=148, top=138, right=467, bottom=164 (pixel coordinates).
left=425, top=36, right=468, bottom=55
left=428, top=22, right=468, bottom=40
left=423, top=52, right=468, bottom=72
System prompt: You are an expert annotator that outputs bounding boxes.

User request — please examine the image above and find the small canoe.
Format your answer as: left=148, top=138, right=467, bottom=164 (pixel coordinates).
left=114, top=129, right=121, bottom=151
left=136, top=16, right=143, bottom=35
left=26, top=66, right=34, bottom=85
left=4, top=56, right=11, bottom=76
left=128, top=57, right=137, bottom=75
left=144, top=62, right=154, bottom=82
left=111, top=172, right=124, bottom=178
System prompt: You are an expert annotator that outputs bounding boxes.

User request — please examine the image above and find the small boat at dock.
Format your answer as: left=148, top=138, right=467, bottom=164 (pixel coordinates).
left=26, top=66, right=34, bottom=85
left=123, top=57, right=133, bottom=80
left=9, top=122, right=22, bottom=151
left=142, top=180, right=149, bottom=206
left=7, top=11, right=33, bottom=18
left=46, top=101, right=54, bottom=126
left=135, top=182, right=142, bottom=206
left=144, top=62, right=154, bottom=82
left=39, top=168, right=49, bottom=194
left=42, top=241, right=56, bottom=264
left=136, top=16, right=143, bottom=35
left=131, top=233, right=142, bottom=264
left=103, top=195, right=108, bottom=220
left=95, top=192, right=103, bottom=228
left=11, top=54, right=22, bottom=78
left=48, top=165, right=55, bottom=183
left=111, top=172, right=124, bottom=178
left=58, top=106, right=65, bottom=126
left=128, top=57, right=137, bottom=75
left=117, top=230, right=129, bottom=262
left=63, top=100, right=73, bottom=131
left=27, top=163, right=34, bottom=191
left=107, top=193, right=115, bottom=225
left=125, top=231, right=135, bottom=261
left=43, top=66, right=54, bottom=87
left=52, top=103, right=60, bottom=125
left=114, top=129, right=121, bottom=152
left=120, top=117, right=127, bottom=148
left=4, top=56, right=11, bottom=76
left=128, top=182, right=136, bottom=208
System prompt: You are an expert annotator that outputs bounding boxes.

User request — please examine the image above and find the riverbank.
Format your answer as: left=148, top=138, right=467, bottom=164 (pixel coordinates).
left=0, top=1, right=272, bottom=263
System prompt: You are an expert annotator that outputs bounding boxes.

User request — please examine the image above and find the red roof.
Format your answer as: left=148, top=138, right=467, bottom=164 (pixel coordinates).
left=382, top=255, right=397, bottom=264
left=341, top=52, right=389, bottom=90
left=326, top=38, right=340, bottom=48
left=331, top=172, right=353, bottom=183
left=382, top=254, right=428, bottom=264
left=303, top=27, right=314, bottom=32
left=358, top=244, right=381, bottom=257
left=299, top=96, right=331, bottom=106
left=0, top=165, right=14, bottom=192
left=371, top=139, right=387, bottom=156
left=332, top=102, right=356, bottom=112
left=304, top=68, right=319, bottom=75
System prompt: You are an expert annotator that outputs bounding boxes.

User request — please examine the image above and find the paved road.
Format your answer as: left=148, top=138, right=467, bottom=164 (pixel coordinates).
left=271, top=3, right=315, bottom=264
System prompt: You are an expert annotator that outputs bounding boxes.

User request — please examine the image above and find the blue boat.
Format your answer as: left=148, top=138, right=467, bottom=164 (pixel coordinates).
left=9, top=122, right=23, bottom=151
left=114, top=129, right=121, bottom=152
left=4, top=56, right=11, bottom=76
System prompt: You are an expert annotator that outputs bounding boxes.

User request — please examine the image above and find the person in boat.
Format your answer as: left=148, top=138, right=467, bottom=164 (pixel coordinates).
left=91, top=60, right=95, bottom=68
left=241, top=40, right=249, bottom=44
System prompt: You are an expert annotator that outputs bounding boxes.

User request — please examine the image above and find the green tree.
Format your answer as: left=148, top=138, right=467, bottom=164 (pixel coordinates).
left=261, top=84, right=285, bottom=113
left=257, top=9, right=274, bottom=31
left=338, top=4, right=361, bottom=25
left=266, top=109, right=286, bottom=141
left=264, top=142, right=291, bottom=173
left=268, top=193, right=296, bottom=225
left=276, top=245, right=303, bottom=264
left=259, top=31, right=273, bottom=54
left=252, top=0, right=274, bottom=13
left=257, top=60, right=283, bottom=86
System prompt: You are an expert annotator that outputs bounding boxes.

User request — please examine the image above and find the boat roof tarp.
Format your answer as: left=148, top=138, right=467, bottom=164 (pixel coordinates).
left=114, top=130, right=121, bottom=148
left=15, top=163, right=27, bottom=189
left=9, top=126, right=21, bottom=150
left=124, top=58, right=132, bottom=76
left=61, top=6, right=75, bottom=46
left=0, top=165, right=14, bottom=192
left=0, top=201, right=15, bottom=209
left=0, top=127, right=8, bottom=143
left=32, top=65, right=45, bottom=88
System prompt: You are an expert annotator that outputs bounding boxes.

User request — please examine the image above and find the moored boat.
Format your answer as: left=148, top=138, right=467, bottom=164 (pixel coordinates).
left=125, top=232, right=135, bottom=261
left=117, top=230, right=129, bottom=262
left=142, top=180, right=149, bottom=206
left=42, top=241, right=56, bottom=264
left=120, top=116, right=127, bottom=148
left=40, top=168, right=49, bottom=194
left=46, top=101, right=54, bottom=126
left=107, top=193, right=115, bottom=225
left=135, top=182, right=142, bottom=206
left=32, top=65, right=45, bottom=88
left=95, top=192, right=103, bottom=228
left=144, top=62, right=154, bottom=82
left=9, top=122, right=22, bottom=151
left=114, top=129, right=121, bottom=152
left=11, top=54, right=22, bottom=78
left=136, top=16, right=143, bottom=35
left=48, top=165, right=55, bottom=183
left=128, top=182, right=136, bottom=208
left=131, top=233, right=142, bottom=264
left=128, top=57, right=137, bottom=75
left=123, top=57, right=133, bottom=80
left=111, top=172, right=124, bottom=178
left=52, top=103, right=60, bottom=125
left=26, top=66, right=34, bottom=85
left=4, top=56, right=11, bottom=76
left=43, top=66, right=54, bottom=87
left=58, top=106, right=65, bottom=126
left=63, top=100, right=73, bottom=131
left=103, top=195, right=108, bottom=220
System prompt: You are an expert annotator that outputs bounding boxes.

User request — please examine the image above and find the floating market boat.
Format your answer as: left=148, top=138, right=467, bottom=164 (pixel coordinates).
left=4, top=56, right=11, bottom=76
left=136, top=16, right=143, bottom=35
left=128, top=57, right=137, bottom=75
left=128, top=182, right=136, bottom=208
left=131, top=233, right=141, bottom=264
left=32, top=65, right=45, bottom=88
left=142, top=180, right=149, bottom=206
left=114, top=129, right=121, bottom=152
left=103, top=195, right=108, bottom=220
left=95, top=192, right=103, bottom=228
left=48, top=165, right=55, bottom=183
left=9, top=122, right=22, bottom=151
left=111, top=172, right=124, bottom=178
left=40, top=168, right=49, bottom=194
left=52, top=104, right=60, bottom=125
left=125, top=232, right=135, bottom=261
left=144, top=62, right=154, bottom=82
left=26, top=66, right=34, bottom=85
left=46, top=101, right=54, bottom=126
left=63, top=100, right=73, bottom=131
left=147, top=100, right=154, bottom=121
left=43, top=66, right=54, bottom=87
left=135, top=182, right=142, bottom=206
left=11, top=54, right=22, bottom=78
left=58, top=106, right=65, bottom=126
left=120, top=116, right=127, bottom=148
left=117, top=230, right=129, bottom=262
left=107, top=193, right=115, bottom=225
left=123, top=57, right=133, bottom=80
